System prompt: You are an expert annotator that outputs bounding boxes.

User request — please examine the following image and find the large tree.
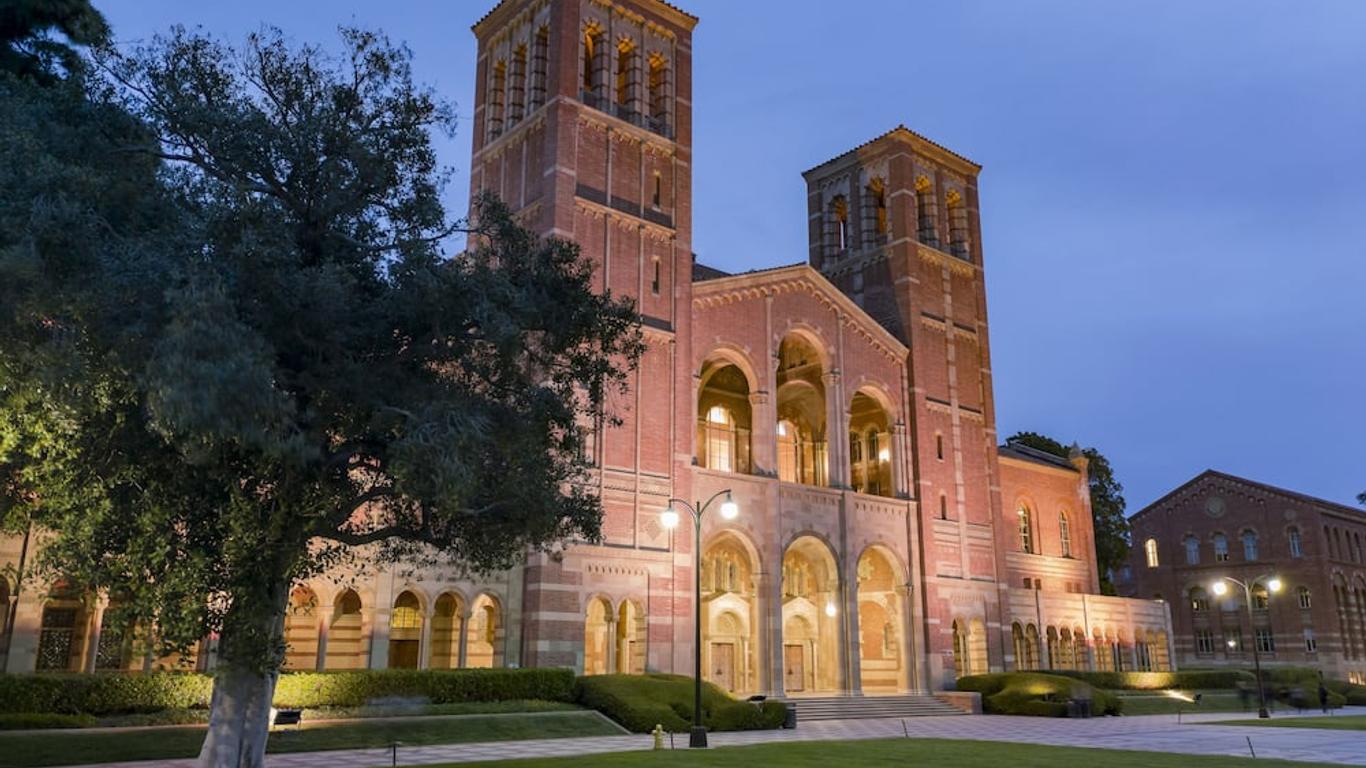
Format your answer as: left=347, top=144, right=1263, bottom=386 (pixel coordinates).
left=1007, top=432, right=1131, bottom=595
left=1, top=22, right=641, bottom=768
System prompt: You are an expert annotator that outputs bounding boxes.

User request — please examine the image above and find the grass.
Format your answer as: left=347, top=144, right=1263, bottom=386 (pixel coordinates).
left=0, top=711, right=620, bottom=768
left=1111, top=690, right=1247, bottom=715
left=1209, top=714, right=1366, bottom=731
left=429, top=738, right=1341, bottom=768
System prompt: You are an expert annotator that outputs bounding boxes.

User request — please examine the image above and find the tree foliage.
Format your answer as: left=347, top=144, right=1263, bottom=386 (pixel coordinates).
left=1007, top=431, right=1131, bottom=595
left=1, top=18, right=641, bottom=746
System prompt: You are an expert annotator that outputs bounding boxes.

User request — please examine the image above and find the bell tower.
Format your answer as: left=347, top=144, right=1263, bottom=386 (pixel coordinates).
left=470, top=0, right=699, bottom=672
left=802, top=127, right=1009, bottom=681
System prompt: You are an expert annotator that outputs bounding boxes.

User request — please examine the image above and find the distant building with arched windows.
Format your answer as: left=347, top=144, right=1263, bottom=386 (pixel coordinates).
left=1121, top=470, right=1366, bottom=683
left=0, top=0, right=1171, bottom=692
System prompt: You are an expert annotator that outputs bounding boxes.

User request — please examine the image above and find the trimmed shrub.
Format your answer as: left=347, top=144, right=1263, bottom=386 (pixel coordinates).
left=0, top=713, right=99, bottom=730
left=1042, top=669, right=1255, bottom=691
left=0, top=668, right=574, bottom=716
left=957, top=672, right=1119, bottom=717
left=575, top=673, right=784, bottom=733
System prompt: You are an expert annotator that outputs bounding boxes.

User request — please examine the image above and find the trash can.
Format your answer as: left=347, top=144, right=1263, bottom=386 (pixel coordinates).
left=783, top=703, right=797, bottom=729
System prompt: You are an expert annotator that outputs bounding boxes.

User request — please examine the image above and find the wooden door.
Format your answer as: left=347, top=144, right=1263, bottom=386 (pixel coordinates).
left=783, top=644, right=805, bottom=692
left=710, top=642, right=735, bottom=691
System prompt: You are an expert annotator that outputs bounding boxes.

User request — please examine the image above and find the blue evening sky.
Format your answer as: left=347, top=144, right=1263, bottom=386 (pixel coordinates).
left=95, top=0, right=1366, bottom=513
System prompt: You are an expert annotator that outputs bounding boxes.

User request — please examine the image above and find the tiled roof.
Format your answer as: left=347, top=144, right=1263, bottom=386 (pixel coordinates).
left=998, top=442, right=1078, bottom=472
left=692, top=260, right=806, bottom=283
left=1135, top=469, right=1366, bottom=520
left=473, top=0, right=698, bottom=34
left=802, top=124, right=980, bottom=176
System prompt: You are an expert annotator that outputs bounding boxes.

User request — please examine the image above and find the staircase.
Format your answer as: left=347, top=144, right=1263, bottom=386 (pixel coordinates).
left=782, top=694, right=965, bottom=721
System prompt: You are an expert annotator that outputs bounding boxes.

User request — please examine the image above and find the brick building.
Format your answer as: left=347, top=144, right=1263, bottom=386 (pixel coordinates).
left=1, top=0, right=1171, bottom=692
left=1120, top=470, right=1366, bottom=684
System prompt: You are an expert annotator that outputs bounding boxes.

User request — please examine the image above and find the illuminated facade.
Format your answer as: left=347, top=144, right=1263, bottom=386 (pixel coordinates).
left=0, top=0, right=1172, bottom=690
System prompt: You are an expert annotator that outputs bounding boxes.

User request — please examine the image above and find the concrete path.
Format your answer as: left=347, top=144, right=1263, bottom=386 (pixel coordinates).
left=54, top=707, right=1366, bottom=768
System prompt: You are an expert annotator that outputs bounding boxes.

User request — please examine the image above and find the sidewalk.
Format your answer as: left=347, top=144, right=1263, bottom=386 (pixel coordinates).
left=53, top=706, right=1366, bottom=768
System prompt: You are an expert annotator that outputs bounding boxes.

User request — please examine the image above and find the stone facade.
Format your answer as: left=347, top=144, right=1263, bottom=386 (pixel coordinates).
left=1120, top=470, right=1366, bottom=684
left=0, top=0, right=1171, bottom=691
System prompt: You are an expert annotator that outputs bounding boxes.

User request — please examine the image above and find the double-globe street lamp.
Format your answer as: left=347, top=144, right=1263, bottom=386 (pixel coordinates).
left=661, top=489, right=738, bottom=749
left=1211, top=575, right=1282, bottom=719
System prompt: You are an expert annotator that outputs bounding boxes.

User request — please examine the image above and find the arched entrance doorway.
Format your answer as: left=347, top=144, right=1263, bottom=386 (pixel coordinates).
left=584, top=596, right=612, bottom=675
left=616, top=600, right=646, bottom=674
left=467, top=594, right=503, bottom=668
left=781, top=535, right=841, bottom=693
left=702, top=532, right=760, bottom=693
left=856, top=547, right=906, bottom=692
left=429, top=593, right=465, bottom=669
left=282, top=586, right=320, bottom=670
left=325, top=589, right=365, bottom=670
left=388, top=590, right=423, bottom=669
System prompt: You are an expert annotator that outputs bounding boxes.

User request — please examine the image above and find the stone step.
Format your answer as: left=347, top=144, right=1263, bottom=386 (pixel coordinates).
left=780, top=695, right=965, bottom=721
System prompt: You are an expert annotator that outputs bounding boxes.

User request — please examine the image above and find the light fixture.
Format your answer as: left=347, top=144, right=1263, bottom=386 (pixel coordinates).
left=719, top=492, right=738, bottom=520
left=660, top=506, right=680, bottom=530
left=878, top=448, right=890, bottom=462
left=1227, top=638, right=1238, bottom=649
left=824, top=602, right=837, bottom=617
left=1266, top=577, right=1282, bottom=593
left=1211, top=580, right=1228, bottom=597
left=777, top=422, right=787, bottom=437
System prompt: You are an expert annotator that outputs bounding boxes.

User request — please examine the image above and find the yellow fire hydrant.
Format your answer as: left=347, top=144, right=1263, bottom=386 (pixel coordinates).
left=652, top=724, right=665, bottom=750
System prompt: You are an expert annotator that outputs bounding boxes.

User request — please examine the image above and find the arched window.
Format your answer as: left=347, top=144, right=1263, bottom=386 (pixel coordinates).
left=1018, top=506, right=1034, bottom=554
left=615, top=39, right=637, bottom=114
left=646, top=52, right=669, bottom=133
left=939, top=494, right=948, bottom=520
left=1213, top=533, right=1229, bottom=562
left=1297, top=587, right=1312, bottom=609
left=1143, top=538, right=1159, bottom=568
left=488, top=60, right=506, bottom=138
left=830, top=196, right=849, bottom=253
left=1059, top=512, right=1073, bottom=558
left=1184, top=535, right=1200, bottom=565
left=529, top=27, right=549, bottom=110
left=1189, top=587, right=1210, bottom=613
left=703, top=405, right=735, bottom=472
left=508, top=44, right=527, bottom=125
left=1288, top=527, right=1303, bottom=558
left=936, top=433, right=944, bottom=460
left=1242, top=530, right=1259, bottom=561
left=914, top=176, right=937, bottom=245
left=865, top=178, right=888, bottom=244
left=946, top=189, right=969, bottom=258
left=582, top=24, right=605, bottom=104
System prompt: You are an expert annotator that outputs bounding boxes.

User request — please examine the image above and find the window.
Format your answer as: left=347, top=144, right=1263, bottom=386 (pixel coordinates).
left=1018, top=506, right=1035, bottom=554
left=1144, top=538, right=1159, bottom=568
left=1195, top=629, right=1216, bottom=655
left=946, top=189, right=969, bottom=258
left=1297, top=587, right=1312, bottom=609
left=582, top=25, right=605, bottom=103
left=1288, top=527, right=1303, bottom=558
left=866, top=178, right=888, bottom=243
left=1213, top=533, right=1229, bottom=562
left=1251, top=585, right=1270, bottom=611
left=1184, top=535, right=1200, bottom=565
left=615, top=40, right=636, bottom=113
left=914, top=176, right=937, bottom=245
left=830, top=196, right=849, bottom=252
left=646, top=52, right=668, bottom=132
left=1242, top=529, right=1259, bottom=561
left=650, top=259, right=660, bottom=295
left=939, top=494, right=948, bottom=520
left=508, top=44, right=527, bottom=125
left=1059, top=512, right=1073, bottom=558
left=1304, top=628, right=1317, bottom=653
left=703, top=406, right=734, bottom=472
left=1255, top=628, right=1276, bottom=653
left=651, top=172, right=662, bottom=208
left=1224, top=628, right=1243, bottom=654
left=529, top=27, right=549, bottom=110
left=1190, top=588, right=1210, bottom=613
left=936, top=433, right=944, bottom=460
left=488, top=60, right=507, bottom=138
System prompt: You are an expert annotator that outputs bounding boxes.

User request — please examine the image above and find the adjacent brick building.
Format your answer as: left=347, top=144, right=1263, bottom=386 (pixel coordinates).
left=1, top=0, right=1171, bottom=691
left=1120, top=470, right=1366, bottom=684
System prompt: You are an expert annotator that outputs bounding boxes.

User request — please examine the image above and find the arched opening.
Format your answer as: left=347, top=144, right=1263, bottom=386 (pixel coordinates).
left=467, top=594, right=503, bottom=668
left=914, top=176, right=937, bottom=246
left=1017, top=505, right=1035, bottom=554
left=697, top=356, right=752, bottom=473
left=617, top=600, right=646, bottom=674
left=967, top=618, right=988, bottom=675
left=282, top=586, right=320, bottom=671
left=946, top=189, right=969, bottom=257
left=581, top=23, right=605, bottom=103
left=1055, top=627, right=1072, bottom=670
left=36, top=585, right=88, bottom=672
left=584, top=596, right=613, bottom=676
left=856, top=547, right=904, bottom=691
left=866, top=178, right=888, bottom=241
left=848, top=391, right=893, bottom=497
left=1059, top=512, right=1073, bottom=558
left=1092, top=628, right=1111, bottom=671
left=781, top=535, right=841, bottom=693
left=388, top=590, right=423, bottom=669
left=776, top=334, right=828, bottom=487
left=1074, top=626, right=1089, bottom=670
left=325, top=589, right=365, bottom=670
left=703, top=532, right=759, bottom=693
left=951, top=619, right=969, bottom=677
left=429, top=593, right=465, bottom=669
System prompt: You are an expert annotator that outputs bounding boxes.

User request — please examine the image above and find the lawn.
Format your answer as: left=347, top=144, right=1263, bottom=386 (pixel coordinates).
left=1112, top=690, right=1249, bottom=715
left=434, top=738, right=1340, bottom=768
left=1209, top=714, right=1366, bottom=731
left=0, top=711, right=621, bottom=768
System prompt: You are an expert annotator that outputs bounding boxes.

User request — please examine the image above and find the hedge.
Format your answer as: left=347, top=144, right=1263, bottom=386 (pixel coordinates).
left=575, top=673, right=785, bottom=733
left=0, top=668, right=575, bottom=716
left=956, top=672, right=1120, bottom=717
left=1041, top=670, right=1255, bottom=691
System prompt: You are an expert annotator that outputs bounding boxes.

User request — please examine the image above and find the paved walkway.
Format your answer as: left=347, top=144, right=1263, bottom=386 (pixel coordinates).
left=59, top=707, right=1366, bottom=768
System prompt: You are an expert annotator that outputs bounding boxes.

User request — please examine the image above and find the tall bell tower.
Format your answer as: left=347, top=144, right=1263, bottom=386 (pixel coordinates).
left=470, top=0, right=699, bottom=672
left=802, top=128, right=1009, bottom=684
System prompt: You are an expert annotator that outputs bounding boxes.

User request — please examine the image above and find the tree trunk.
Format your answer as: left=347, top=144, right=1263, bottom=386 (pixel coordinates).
left=195, top=664, right=279, bottom=768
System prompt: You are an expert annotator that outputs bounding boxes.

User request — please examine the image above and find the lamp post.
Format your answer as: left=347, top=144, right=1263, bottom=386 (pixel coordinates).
left=1212, top=575, right=1282, bottom=719
left=661, top=489, right=738, bottom=749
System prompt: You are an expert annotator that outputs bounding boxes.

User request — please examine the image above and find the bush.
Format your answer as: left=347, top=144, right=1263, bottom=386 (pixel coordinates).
left=1042, top=669, right=1255, bottom=691
left=957, top=672, right=1119, bottom=717
left=0, top=713, right=99, bottom=730
left=575, top=674, right=784, bottom=733
left=0, top=668, right=575, bottom=716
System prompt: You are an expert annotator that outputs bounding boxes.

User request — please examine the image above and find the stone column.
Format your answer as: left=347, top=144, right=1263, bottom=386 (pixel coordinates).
left=766, top=572, right=786, bottom=697
left=895, top=585, right=914, bottom=692
left=890, top=422, right=909, bottom=498
left=605, top=616, right=617, bottom=674
left=315, top=603, right=332, bottom=671
left=83, top=596, right=108, bottom=674
left=457, top=611, right=471, bottom=668
left=843, top=565, right=863, bottom=695
left=418, top=607, right=434, bottom=670
left=823, top=371, right=846, bottom=488
left=748, top=391, right=774, bottom=476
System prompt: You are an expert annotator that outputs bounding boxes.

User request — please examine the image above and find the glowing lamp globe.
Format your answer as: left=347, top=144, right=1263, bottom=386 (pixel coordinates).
left=1267, top=577, right=1282, bottom=593
left=1211, top=581, right=1228, bottom=596
left=824, top=602, right=837, bottom=617
left=719, top=492, right=739, bottom=520
left=660, top=507, right=680, bottom=530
